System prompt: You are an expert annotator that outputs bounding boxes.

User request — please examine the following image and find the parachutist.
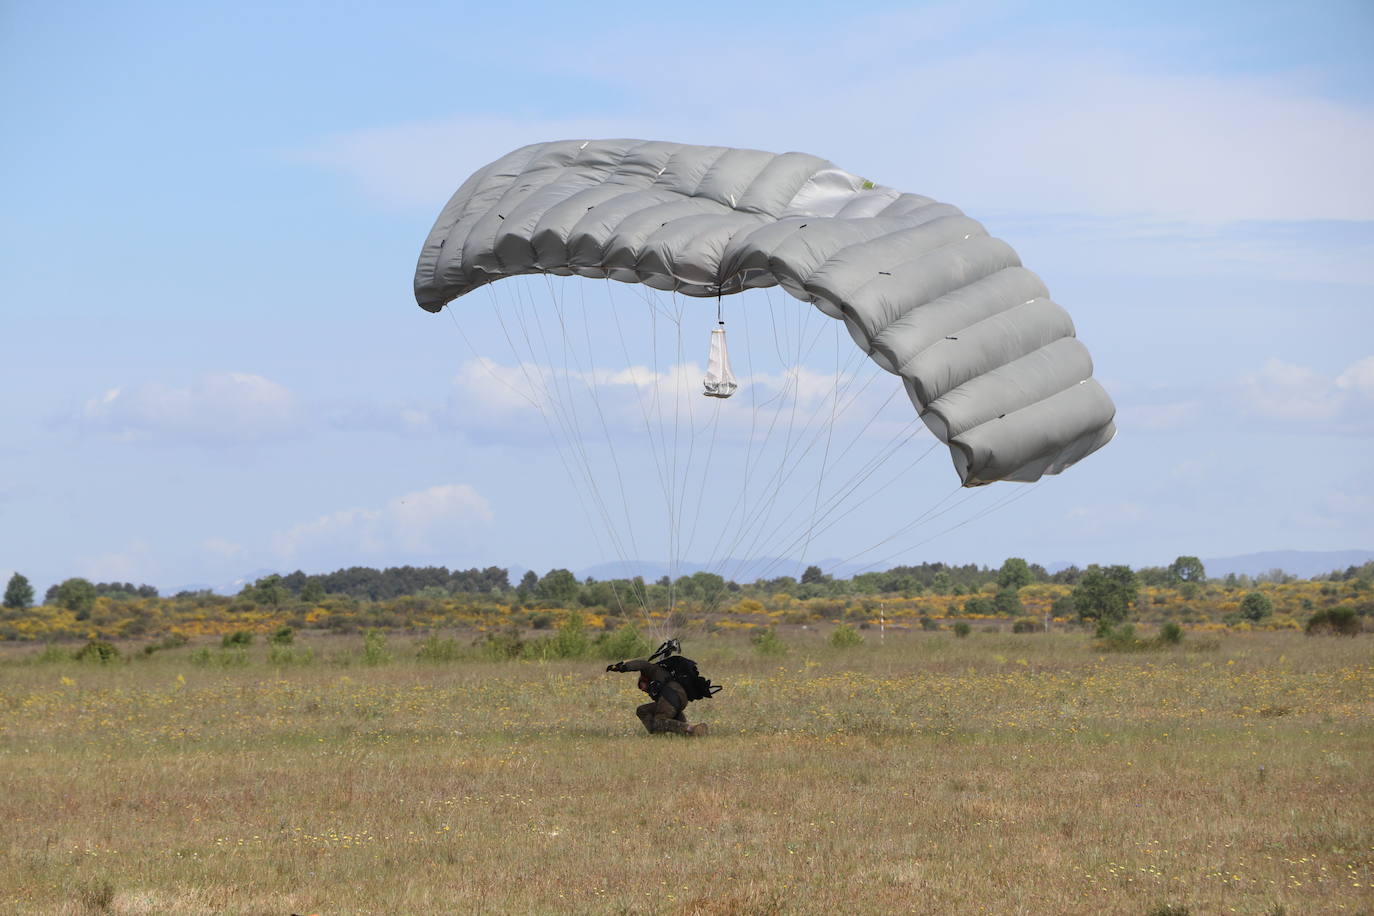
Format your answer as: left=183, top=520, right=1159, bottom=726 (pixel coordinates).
left=606, top=646, right=718, bottom=736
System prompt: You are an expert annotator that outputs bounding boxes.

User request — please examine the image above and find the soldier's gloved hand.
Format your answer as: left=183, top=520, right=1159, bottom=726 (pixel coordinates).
left=606, top=662, right=621, bottom=672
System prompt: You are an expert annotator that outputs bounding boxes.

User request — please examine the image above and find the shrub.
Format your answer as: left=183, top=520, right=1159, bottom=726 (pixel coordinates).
left=1240, top=592, right=1273, bottom=621
left=527, top=612, right=591, bottom=660
left=416, top=633, right=461, bottom=662
left=193, top=647, right=248, bottom=668
left=1011, top=618, right=1039, bottom=633
left=953, top=622, right=971, bottom=638
left=813, top=601, right=845, bottom=621
left=919, top=615, right=937, bottom=631
left=1098, top=622, right=1146, bottom=652
left=1146, top=906, right=1191, bottom=916
left=142, top=632, right=189, bottom=656
left=1158, top=621, right=1184, bottom=645
left=529, top=612, right=554, bottom=630
left=267, top=644, right=314, bottom=666
left=751, top=627, right=787, bottom=656
left=361, top=629, right=391, bottom=665
left=221, top=630, right=253, bottom=648
left=596, top=624, right=652, bottom=661
left=1306, top=606, right=1360, bottom=636
left=74, top=640, right=120, bottom=663
left=479, top=625, right=525, bottom=660
left=269, top=626, right=295, bottom=646
left=36, top=643, right=70, bottom=663
left=828, top=624, right=863, bottom=648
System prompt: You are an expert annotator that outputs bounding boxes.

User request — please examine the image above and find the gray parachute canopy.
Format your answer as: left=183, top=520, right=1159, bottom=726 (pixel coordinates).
left=414, top=139, right=1116, bottom=486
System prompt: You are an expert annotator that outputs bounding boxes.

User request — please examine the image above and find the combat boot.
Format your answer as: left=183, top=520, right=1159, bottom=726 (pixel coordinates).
left=688, top=723, right=708, bottom=737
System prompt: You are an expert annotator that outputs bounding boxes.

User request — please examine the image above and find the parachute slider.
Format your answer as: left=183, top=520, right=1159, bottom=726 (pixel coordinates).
left=703, top=327, right=738, bottom=399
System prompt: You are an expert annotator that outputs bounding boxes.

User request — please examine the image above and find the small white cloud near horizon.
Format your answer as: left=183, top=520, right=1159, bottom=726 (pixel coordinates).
left=78, top=540, right=155, bottom=584
left=1236, top=355, right=1374, bottom=429
left=272, top=484, right=494, bottom=564
left=76, top=372, right=301, bottom=445
left=202, top=537, right=244, bottom=559
left=1287, top=485, right=1374, bottom=532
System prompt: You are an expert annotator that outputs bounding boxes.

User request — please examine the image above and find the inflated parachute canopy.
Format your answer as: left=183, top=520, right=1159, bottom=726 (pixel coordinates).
left=414, top=139, right=1116, bottom=486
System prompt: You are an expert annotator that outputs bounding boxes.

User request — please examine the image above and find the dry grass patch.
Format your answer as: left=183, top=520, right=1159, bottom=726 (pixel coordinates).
left=1, top=631, right=1370, bottom=914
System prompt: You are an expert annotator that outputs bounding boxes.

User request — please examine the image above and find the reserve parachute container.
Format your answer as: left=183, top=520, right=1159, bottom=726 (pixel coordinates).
left=414, top=139, right=1116, bottom=486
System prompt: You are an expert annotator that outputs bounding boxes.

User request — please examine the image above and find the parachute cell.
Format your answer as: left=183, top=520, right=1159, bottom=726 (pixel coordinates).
left=414, top=139, right=1116, bottom=485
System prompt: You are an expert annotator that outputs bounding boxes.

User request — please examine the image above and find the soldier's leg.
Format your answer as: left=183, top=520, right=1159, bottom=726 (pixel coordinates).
left=636, top=701, right=658, bottom=734
left=650, top=696, right=689, bottom=735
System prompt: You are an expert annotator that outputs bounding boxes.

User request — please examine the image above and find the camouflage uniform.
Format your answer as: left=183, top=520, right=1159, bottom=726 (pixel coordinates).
left=611, top=658, right=694, bottom=735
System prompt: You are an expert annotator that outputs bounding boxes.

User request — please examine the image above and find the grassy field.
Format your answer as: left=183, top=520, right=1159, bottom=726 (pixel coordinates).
left=1, top=629, right=1370, bottom=915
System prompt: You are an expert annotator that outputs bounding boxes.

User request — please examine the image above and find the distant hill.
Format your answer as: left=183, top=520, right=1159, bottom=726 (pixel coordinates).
left=1202, top=550, right=1373, bottom=579
left=578, top=557, right=809, bottom=583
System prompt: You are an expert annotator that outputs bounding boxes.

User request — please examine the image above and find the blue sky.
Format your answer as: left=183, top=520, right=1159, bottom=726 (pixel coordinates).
left=2, top=0, right=1371, bottom=593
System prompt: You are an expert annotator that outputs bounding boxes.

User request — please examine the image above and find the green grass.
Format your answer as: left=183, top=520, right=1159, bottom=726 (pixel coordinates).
left=1, top=630, right=1370, bottom=914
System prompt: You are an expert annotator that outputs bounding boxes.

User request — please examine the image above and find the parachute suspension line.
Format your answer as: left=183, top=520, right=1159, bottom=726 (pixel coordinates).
left=713, top=298, right=888, bottom=588
left=461, top=286, right=629, bottom=615
left=510, top=281, right=643, bottom=614
left=496, top=279, right=655, bottom=628
left=851, top=481, right=1044, bottom=575
left=737, top=436, right=943, bottom=594
left=716, top=287, right=824, bottom=575
left=669, top=287, right=705, bottom=628
left=574, top=280, right=659, bottom=619
left=547, top=274, right=654, bottom=623
left=613, top=282, right=676, bottom=529
left=797, top=318, right=843, bottom=574
left=695, top=284, right=766, bottom=583
left=736, top=386, right=921, bottom=565
left=602, top=280, right=682, bottom=633
left=705, top=290, right=873, bottom=605
left=607, top=280, right=713, bottom=640
left=609, top=281, right=694, bottom=638
left=557, top=278, right=669, bottom=630
left=699, top=288, right=826, bottom=584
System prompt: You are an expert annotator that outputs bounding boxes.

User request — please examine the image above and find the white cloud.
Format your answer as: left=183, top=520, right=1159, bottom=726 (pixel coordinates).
left=1287, top=486, right=1374, bottom=531
left=289, top=115, right=634, bottom=209
left=272, top=484, right=493, bottom=563
left=202, top=537, right=244, bottom=559
left=1235, top=355, right=1374, bottom=428
left=292, top=15, right=1374, bottom=224
left=78, top=540, right=155, bottom=584
left=77, top=372, right=301, bottom=444
left=1335, top=355, right=1374, bottom=398
left=427, top=356, right=901, bottom=445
